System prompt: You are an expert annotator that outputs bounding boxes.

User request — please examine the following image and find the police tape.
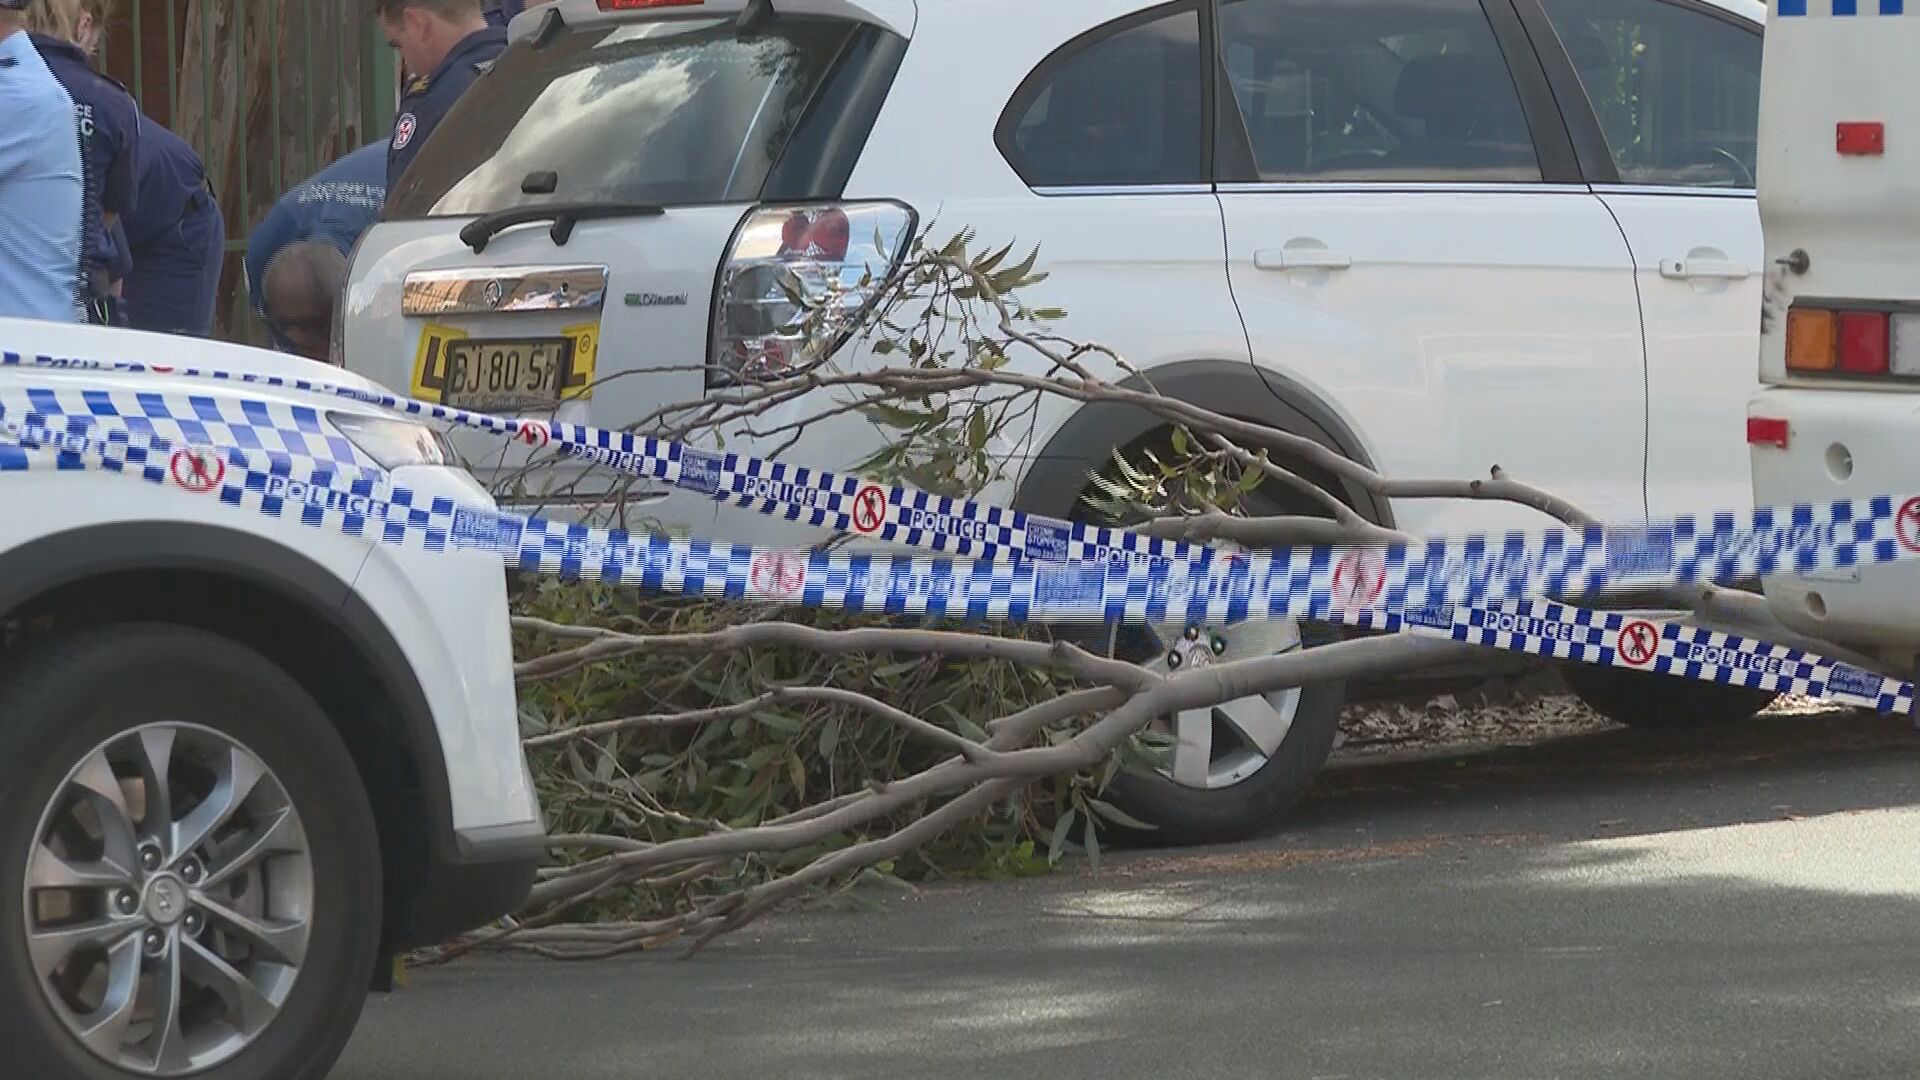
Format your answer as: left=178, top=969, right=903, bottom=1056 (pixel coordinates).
left=10, top=350, right=1920, bottom=609
left=1, top=404, right=1912, bottom=716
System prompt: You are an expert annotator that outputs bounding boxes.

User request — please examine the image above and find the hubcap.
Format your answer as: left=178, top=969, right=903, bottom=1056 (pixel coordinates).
left=142, top=877, right=189, bottom=927
left=22, top=722, right=313, bottom=1076
left=1118, top=616, right=1307, bottom=790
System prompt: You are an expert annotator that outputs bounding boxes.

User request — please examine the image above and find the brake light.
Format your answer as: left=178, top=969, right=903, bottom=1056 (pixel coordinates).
left=1836, top=311, right=1890, bottom=373
left=1747, top=417, right=1790, bottom=449
left=709, top=201, right=917, bottom=388
left=598, top=0, right=702, bottom=9
left=1785, top=309, right=1837, bottom=371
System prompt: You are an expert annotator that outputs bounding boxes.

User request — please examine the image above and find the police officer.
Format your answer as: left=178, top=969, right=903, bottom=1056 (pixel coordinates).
left=119, top=115, right=224, bottom=337
left=244, top=140, right=387, bottom=359
left=376, top=0, right=505, bottom=195
left=26, top=0, right=139, bottom=327
left=0, top=0, right=83, bottom=323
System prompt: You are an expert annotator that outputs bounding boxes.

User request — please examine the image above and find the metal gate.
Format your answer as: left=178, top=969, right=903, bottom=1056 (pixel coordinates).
left=99, top=0, right=398, bottom=342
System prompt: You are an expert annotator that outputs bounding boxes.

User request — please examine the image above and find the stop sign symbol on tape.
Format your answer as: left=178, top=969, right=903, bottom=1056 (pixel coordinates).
left=851, top=484, right=889, bottom=535
left=1897, top=498, right=1920, bottom=553
left=1330, top=548, right=1386, bottom=613
left=1616, top=619, right=1661, bottom=668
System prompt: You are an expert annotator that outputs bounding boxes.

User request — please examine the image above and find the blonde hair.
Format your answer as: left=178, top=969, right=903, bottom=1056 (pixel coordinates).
left=25, top=0, right=108, bottom=48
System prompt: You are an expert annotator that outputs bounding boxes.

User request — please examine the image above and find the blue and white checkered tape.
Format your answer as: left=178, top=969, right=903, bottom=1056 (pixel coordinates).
left=2, top=403, right=1911, bottom=717
left=8, top=352, right=1920, bottom=603
left=1777, top=0, right=1905, bottom=16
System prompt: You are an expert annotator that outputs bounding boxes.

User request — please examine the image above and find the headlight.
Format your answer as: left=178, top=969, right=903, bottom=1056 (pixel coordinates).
left=329, top=412, right=453, bottom=469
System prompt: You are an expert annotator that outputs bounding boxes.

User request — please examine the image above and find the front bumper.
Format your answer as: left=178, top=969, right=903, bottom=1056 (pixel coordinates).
left=1748, top=386, right=1920, bottom=665
left=392, top=818, right=544, bottom=949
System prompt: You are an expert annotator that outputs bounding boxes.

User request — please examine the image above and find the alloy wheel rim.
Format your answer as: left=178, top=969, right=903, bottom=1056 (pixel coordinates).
left=22, top=722, right=313, bottom=1076
left=1124, top=617, right=1307, bottom=790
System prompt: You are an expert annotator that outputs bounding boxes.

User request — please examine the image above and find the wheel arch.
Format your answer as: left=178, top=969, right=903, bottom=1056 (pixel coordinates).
left=0, top=522, right=455, bottom=952
left=1011, top=358, right=1392, bottom=526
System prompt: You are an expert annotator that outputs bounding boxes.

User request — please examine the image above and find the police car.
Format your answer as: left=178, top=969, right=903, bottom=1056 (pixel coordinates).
left=0, top=317, right=542, bottom=1080
left=1746, top=0, right=1920, bottom=679
left=343, top=0, right=1772, bottom=843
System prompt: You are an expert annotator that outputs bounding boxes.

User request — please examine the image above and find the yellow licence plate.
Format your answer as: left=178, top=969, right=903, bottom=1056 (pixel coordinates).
left=411, top=322, right=600, bottom=411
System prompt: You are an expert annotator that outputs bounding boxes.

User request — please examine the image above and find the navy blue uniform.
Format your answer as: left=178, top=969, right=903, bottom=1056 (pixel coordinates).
left=484, top=1, right=527, bottom=27
left=31, top=33, right=138, bottom=326
left=120, top=117, right=224, bottom=337
left=245, top=141, right=387, bottom=352
left=386, top=26, right=506, bottom=194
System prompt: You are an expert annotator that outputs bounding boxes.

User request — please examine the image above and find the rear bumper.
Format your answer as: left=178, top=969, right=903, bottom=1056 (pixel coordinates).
left=1748, top=386, right=1920, bottom=664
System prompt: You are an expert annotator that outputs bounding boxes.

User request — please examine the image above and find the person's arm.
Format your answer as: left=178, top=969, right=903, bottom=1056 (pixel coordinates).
left=101, top=98, right=139, bottom=238
left=245, top=204, right=298, bottom=352
left=106, top=218, right=131, bottom=284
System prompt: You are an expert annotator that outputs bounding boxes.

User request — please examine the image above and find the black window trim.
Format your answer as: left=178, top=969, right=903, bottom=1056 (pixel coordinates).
left=1204, top=0, right=1583, bottom=187
left=993, top=0, right=1215, bottom=193
left=1511, top=0, right=1765, bottom=190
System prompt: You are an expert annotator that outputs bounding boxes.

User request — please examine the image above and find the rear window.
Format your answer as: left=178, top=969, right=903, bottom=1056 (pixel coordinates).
left=385, top=14, right=900, bottom=218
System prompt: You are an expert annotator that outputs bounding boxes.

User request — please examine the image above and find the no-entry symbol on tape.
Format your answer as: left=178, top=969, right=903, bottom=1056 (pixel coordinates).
left=1616, top=619, right=1661, bottom=668
left=749, top=551, right=807, bottom=598
left=168, top=447, right=225, bottom=494
left=1330, top=548, right=1386, bottom=613
left=1897, top=498, right=1920, bottom=553
left=851, top=484, right=889, bottom=535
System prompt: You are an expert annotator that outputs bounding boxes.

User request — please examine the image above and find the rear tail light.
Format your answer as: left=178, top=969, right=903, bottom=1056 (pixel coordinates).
left=1785, top=308, right=1836, bottom=371
left=708, top=201, right=916, bottom=388
left=1836, top=311, right=1890, bottom=373
left=1784, top=303, right=1920, bottom=378
left=1892, top=314, right=1920, bottom=376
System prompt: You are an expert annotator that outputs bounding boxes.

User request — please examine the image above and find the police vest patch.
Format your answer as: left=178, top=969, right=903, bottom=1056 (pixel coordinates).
left=392, top=113, right=418, bottom=150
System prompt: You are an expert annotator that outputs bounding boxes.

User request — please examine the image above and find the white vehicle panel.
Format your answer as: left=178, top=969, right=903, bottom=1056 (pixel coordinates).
left=1221, top=187, right=1645, bottom=535
left=1605, top=191, right=1765, bottom=521
left=1749, top=386, right=1920, bottom=661
left=0, top=319, right=538, bottom=839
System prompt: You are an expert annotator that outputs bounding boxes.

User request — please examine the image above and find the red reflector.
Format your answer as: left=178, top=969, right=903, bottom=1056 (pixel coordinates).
left=598, top=0, right=702, bottom=9
left=1747, top=417, right=1790, bottom=449
left=1837, top=310, right=1891, bottom=373
left=1837, top=121, right=1885, bottom=156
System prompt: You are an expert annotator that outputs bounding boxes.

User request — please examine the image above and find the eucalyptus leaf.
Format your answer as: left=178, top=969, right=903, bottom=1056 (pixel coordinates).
left=1048, top=808, right=1077, bottom=864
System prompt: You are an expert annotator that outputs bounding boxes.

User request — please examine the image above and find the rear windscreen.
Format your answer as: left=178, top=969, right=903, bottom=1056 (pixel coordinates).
left=385, top=14, right=897, bottom=218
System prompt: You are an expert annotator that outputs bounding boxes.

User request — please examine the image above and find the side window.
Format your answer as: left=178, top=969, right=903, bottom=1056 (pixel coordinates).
left=999, top=5, right=1204, bottom=187
left=1539, top=0, right=1761, bottom=188
left=1215, top=0, right=1542, bottom=182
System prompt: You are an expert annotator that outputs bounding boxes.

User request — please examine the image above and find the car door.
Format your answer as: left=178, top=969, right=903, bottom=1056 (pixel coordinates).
left=1523, top=0, right=1765, bottom=521
left=1214, top=0, right=1649, bottom=537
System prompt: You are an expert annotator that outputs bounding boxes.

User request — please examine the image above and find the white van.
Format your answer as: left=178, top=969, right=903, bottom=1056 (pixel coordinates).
left=1747, top=0, right=1920, bottom=674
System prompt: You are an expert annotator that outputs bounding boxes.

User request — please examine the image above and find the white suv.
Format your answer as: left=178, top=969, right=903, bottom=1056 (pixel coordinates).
left=0, top=319, right=541, bottom=1080
left=344, top=0, right=1768, bottom=842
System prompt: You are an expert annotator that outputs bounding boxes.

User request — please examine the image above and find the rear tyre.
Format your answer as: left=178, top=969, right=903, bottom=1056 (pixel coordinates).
left=1561, top=662, right=1779, bottom=729
left=0, top=624, right=382, bottom=1080
left=1066, top=483, right=1349, bottom=847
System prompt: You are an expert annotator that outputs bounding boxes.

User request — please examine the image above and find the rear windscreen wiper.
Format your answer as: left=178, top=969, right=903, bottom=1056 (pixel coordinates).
left=459, top=202, right=666, bottom=253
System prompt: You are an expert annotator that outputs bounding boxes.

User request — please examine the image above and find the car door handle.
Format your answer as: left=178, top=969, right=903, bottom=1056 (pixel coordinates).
left=1659, top=257, right=1748, bottom=281
left=1255, top=247, right=1352, bottom=271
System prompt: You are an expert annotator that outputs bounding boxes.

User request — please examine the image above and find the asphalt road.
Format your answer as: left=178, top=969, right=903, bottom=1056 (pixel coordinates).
left=337, top=711, right=1920, bottom=1080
